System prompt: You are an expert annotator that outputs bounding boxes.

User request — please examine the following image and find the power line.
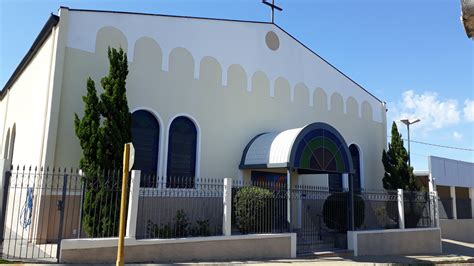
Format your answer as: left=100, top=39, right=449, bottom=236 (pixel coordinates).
left=387, top=136, right=474, bottom=152
left=408, top=139, right=474, bottom=152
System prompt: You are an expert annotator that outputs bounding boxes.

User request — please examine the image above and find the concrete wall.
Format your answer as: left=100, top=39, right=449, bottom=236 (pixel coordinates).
left=60, top=234, right=296, bottom=263
left=440, top=219, right=474, bottom=243
left=348, top=228, right=442, bottom=256
left=53, top=9, right=387, bottom=190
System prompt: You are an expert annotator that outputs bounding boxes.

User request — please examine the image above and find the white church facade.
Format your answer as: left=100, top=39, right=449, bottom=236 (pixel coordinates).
left=0, top=7, right=388, bottom=192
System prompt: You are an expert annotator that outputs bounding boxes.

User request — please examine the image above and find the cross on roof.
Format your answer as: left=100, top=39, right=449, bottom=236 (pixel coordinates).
left=262, top=0, right=283, bottom=24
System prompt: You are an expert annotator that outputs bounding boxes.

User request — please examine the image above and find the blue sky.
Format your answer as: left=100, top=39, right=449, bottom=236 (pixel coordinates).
left=1, top=0, right=473, bottom=170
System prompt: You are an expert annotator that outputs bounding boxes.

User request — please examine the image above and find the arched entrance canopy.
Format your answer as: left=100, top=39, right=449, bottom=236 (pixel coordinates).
left=240, top=122, right=353, bottom=174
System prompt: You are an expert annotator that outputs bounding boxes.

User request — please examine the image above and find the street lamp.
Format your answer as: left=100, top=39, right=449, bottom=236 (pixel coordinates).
left=400, top=118, right=420, bottom=166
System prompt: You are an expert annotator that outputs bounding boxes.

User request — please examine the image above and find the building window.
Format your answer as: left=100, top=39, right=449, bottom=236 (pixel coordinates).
left=349, top=144, right=361, bottom=192
left=131, top=110, right=160, bottom=187
left=167, top=116, right=197, bottom=188
left=8, top=124, right=16, bottom=162
left=3, top=129, right=10, bottom=160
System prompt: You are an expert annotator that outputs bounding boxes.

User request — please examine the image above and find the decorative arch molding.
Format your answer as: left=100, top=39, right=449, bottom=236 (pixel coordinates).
left=289, top=123, right=353, bottom=174
left=95, top=26, right=128, bottom=56
left=73, top=20, right=383, bottom=122
left=241, top=122, right=353, bottom=174
left=168, top=47, right=195, bottom=80
left=133, top=36, right=163, bottom=67
left=199, top=56, right=223, bottom=87
left=164, top=113, right=201, bottom=179
left=131, top=107, right=164, bottom=177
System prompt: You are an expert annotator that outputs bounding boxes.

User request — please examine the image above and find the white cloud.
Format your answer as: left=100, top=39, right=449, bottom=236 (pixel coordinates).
left=453, top=131, right=463, bottom=140
left=390, top=90, right=461, bottom=132
left=464, top=99, right=474, bottom=122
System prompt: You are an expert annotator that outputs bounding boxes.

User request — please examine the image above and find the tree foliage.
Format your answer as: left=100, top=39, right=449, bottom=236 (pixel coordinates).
left=382, top=122, right=419, bottom=191
left=382, top=122, right=425, bottom=228
left=74, top=47, right=131, bottom=237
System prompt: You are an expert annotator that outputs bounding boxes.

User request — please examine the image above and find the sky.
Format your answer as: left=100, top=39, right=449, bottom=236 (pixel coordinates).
left=0, top=0, right=473, bottom=170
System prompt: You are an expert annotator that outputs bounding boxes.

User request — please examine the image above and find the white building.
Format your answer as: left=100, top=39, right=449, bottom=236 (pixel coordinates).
left=0, top=7, right=388, bottom=190
left=416, top=156, right=474, bottom=242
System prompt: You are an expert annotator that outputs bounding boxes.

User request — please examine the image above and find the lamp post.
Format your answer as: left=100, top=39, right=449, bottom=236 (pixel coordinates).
left=400, top=118, right=420, bottom=166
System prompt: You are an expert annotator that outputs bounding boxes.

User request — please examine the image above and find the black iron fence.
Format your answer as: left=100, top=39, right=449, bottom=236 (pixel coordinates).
left=0, top=167, right=440, bottom=260
left=136, top=175, right=224, bottom=239
left=358, top=189, right=399, bottom=230
left=1, top=166, right=125, bottom=262
left=403, top=191, right=436, bottom=228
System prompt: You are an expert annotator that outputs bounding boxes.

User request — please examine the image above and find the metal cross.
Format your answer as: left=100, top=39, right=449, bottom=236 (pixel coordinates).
left=262, top=0, right=283, bottom=24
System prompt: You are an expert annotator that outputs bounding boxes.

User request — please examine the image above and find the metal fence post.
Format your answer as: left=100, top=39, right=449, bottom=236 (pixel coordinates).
left=0, top=170, right=11, bottom=243
left=432, top=191, right=439, bottom=227
left=126, top=170, right=141, bottom=239
left=223, top=178, right=232, bottom=236
left=397, top=189, right=405, bottom=229
left=56, top=174, right=68, bottom=262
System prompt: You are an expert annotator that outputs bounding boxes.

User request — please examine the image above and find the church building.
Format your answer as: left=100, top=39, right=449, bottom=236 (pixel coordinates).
left=0, top=7, right=388, bottom=191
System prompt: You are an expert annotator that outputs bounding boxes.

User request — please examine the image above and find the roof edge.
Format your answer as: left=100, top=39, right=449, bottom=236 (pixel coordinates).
left=0, top=14, right=59, bottom=100
left=273, top=24, right=383, bottom=104
left=67, top=7, right=272, bottom=25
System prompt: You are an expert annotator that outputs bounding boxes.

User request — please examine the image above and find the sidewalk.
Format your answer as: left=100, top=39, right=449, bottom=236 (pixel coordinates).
left=18, top=239, right=474, bottom=265
left=175, top=239, right=474, bottom=265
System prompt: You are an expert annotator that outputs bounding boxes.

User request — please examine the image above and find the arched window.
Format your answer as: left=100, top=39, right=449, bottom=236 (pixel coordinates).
left=349, top=144, right=362, bottom=193
left=167, top=116, right=197, bottom=188
left=8, top=124, right=15, bottom=162
left=3, top=129, right=10, bottom=160
left=131, top=110, right=160, bottom=187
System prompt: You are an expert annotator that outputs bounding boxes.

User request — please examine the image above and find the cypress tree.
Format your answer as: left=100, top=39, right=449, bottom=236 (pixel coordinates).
left=382, top=122, right=424, bottom=228
left=74, top=47, right=131, bottom=237
left=382, top=122, right=419, bottom=191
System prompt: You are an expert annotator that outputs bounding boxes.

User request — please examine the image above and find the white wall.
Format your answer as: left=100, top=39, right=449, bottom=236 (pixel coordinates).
left=0, top=30, right=57, bottom=167
left=53, top=9, right=387, bottom=189
left=66, top=10, right=383, bottom=122
left=430, top=156, right=474, bottom=188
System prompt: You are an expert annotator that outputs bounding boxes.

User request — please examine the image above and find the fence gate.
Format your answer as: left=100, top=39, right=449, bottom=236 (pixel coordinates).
left=290, top=187, right=343, bottom=254
left=1, top=167, right=125, bottom=262
left=1, top=167, right=80, bottom=262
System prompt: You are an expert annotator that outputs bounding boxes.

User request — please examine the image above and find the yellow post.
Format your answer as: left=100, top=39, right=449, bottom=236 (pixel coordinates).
left=116, top=143, right=130, bottom=266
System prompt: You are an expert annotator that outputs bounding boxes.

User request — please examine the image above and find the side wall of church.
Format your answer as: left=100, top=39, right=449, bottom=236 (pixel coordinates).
left=54, top=10, right=387, bottom=189
left=0, top=31, right=58, bottom=167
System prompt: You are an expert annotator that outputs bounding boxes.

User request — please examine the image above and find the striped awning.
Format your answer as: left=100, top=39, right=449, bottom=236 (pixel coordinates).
left=240, top=122, right=353, bottom=174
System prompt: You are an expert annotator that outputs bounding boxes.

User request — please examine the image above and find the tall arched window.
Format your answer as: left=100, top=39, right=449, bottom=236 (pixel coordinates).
left=8, top=124, right=15, bottom=162
left=131, top=110, right=160, bottom=187
left=167, top=116, right=197, bottom=188
left=349, top=144, right=362, bottom=192
left=3, top=129, right=10, bottom=160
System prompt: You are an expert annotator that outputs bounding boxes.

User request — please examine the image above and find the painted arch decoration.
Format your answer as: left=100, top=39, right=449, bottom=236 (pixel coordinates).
left=289, top=123, right=352, bottom=173
left=240, top=122, right=353, bottom=174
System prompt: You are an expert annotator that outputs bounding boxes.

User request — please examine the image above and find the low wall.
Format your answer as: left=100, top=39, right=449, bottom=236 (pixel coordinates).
left=440, top=219, right=474, bottom=243
left=60, top=234, right=296, bottom=263
left=348, top=228, right=442, bottom=256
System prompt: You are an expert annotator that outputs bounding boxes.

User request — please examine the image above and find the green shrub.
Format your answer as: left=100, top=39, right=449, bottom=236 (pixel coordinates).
left=190, top=219, right=211, bottom=236
left=147, top=210, right=212, bottom=238
left=233, top=186, right=273, bottom=234
left=322, top=192, right=365, bottom=232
